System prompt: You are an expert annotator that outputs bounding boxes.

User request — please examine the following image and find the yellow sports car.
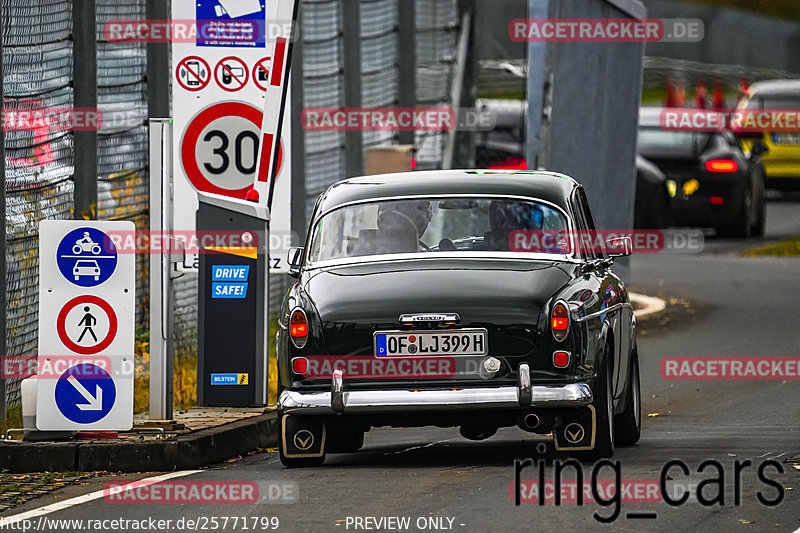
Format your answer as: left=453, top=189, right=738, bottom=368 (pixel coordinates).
left=737, top=80, right=800, bottom=190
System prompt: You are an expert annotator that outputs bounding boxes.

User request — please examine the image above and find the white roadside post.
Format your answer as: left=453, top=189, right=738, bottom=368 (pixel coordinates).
left=148, top=119, right=184, bottom=423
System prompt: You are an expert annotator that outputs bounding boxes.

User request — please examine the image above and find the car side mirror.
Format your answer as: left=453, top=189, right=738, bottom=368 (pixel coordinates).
left=287, top=247, right=304, bottom=278
left=606, top=237, right=632, bottom=258
left=750, top=142, right=769, bottom=158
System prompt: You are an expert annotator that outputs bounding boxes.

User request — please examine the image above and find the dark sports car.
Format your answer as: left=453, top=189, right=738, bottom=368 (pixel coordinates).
left=277, top=170, right=640, bottom=467
left=638, top=107, right=767, bottom=238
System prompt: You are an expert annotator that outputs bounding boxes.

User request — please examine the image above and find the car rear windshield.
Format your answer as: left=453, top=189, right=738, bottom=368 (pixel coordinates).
left=307, top=197, right=570, bottom=263
left=637, top=126, right=709, bottom=154
left=744, top=95, right=800, bottom=110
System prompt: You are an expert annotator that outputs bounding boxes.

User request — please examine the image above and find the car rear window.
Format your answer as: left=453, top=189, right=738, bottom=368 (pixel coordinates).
left=744, top=95, right=800, bottom=110
left=307, top=197, right=570, bottom=263
left=637, top=126, right=709, bottom=153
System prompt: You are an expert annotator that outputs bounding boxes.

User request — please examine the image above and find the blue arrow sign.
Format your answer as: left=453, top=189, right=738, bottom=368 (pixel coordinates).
left=56, top=227, right=118, bottom=287
left=54, top=364, right=116, bottom=424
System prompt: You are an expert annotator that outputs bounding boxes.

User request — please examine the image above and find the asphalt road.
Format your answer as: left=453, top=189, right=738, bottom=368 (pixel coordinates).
left=7, top=198, right=800, bottom=533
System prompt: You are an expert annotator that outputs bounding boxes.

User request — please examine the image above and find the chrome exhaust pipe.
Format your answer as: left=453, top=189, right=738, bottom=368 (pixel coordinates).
left=517, top=412, right=560, bottom=433
left=523, top=413, right=541, bottom=430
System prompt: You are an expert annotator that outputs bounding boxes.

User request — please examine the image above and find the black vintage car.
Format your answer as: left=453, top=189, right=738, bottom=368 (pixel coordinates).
left=277, top=170, right=640, bottom=467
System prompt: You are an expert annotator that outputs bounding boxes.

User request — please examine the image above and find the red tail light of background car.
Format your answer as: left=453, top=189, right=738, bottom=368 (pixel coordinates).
left=705, top=159, right=738, bottom=173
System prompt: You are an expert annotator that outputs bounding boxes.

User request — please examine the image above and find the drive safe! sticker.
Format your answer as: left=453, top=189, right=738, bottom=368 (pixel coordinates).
left=211, top=264, right=250, bottom=299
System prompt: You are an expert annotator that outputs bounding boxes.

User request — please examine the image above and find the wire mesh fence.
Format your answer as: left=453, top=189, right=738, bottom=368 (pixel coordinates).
left=95, top=0, right=149, bottom=329
left=2, top=0, right=463, bottom=411
left=3, top=0, right=75, bottom=409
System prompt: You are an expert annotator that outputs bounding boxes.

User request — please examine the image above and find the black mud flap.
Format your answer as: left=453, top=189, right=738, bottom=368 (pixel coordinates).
left=553, top=405, right=596, bottom=451
left=281, top=415, right=326, bottom=459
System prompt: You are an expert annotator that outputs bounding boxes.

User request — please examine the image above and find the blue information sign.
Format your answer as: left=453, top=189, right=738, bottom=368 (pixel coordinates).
left=196, top=0, right=266, bottom=48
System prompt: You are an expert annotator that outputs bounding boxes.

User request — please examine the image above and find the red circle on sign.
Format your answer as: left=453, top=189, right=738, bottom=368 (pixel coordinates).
left=57, top=295, right=118, bottom=355
left=176, top=56, right=211, bottom=92
left=181, top=102, right=283, bottom=199
left=252, top=57, right=272, bottom=92
left=215, top=56, right=249, bottom=92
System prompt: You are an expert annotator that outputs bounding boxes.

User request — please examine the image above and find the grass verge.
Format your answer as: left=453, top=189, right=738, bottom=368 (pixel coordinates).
left=742, top=237, right=800, bottom=257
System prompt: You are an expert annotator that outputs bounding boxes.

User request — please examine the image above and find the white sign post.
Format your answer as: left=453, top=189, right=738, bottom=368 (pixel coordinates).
left=36, top=220, right=135, bottom=431
left=171, top=0, right=295, bottom=272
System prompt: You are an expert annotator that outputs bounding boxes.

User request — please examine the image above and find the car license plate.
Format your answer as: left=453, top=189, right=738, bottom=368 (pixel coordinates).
left=374, top=329, right=487, bottom=356
left=772, top=132, right=800, bottom=145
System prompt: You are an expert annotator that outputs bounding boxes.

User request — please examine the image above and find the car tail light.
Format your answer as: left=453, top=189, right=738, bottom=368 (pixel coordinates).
left=289, top=309, right=308, bottom=349
left=553, top=351, right=570, bottom=368
left=710, top=195, right=725, bottom=205
left=705, top=159, right=738, bottom=173
left=551, top=300, right=570, bottom=342
left=291, top=357, right=308, bottom=374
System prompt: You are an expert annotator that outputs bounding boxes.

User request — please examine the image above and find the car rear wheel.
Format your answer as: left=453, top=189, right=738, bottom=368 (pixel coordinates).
left=718, top=183, right=753, bottom=239
left=752, top=179, right=767, bottom=237
left=647, top=189, right=672, bottom=229
left=614, top=343, right=641, bottom=446
left=573, top=345, right=615, bottom=461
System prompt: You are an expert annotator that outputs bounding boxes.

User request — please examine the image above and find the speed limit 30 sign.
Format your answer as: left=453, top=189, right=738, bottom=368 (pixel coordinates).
left=181, top=102, right=282, bottom=199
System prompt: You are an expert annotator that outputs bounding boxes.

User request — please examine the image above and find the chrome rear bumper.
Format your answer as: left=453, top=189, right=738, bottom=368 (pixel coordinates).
left=278, top=363, right=592, bottom=415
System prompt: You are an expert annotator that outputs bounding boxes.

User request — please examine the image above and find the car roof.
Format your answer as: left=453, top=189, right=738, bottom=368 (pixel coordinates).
left=313, top=170, right=580, bottom=219
left=748, top=79, right=800, bottom=97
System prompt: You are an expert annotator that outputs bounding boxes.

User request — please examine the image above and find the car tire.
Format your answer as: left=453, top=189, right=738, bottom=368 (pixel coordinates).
left=752, top=179, right=767, bottom=237
left=614, top=344, right=641, bottom=446
left=573, top=344, right=615, bottom=462
left=718, top=183, right=753, bottom=239
left=647, top=190, right=672, bottom=230
left=326, top=422, right=365, bottom=453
